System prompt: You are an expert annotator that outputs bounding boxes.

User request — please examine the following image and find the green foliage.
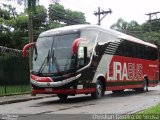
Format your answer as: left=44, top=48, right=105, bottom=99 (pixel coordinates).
left=2, top=4, right=17, bottom=19
left=0, top=85, right=30, bottom=96
left=140, top=103, right=160, bottom=114
left=32, top=5, right=47, bottom=30
left=46, top=21, right=61, bottom=29
left=0, top=53, right=30, bottom=85
left=142, top=31, right=160, bottom=47
left=26, top=0, right=39, bottom=12
left=141, top=22, right=151, bottom=32
left=49, top=3, right=65, bottom=22
left=0, top=53, right=30, bottom=96
left=14, top=14, right=28, bottom=30
left=0, top=8, right=10, bottom=20
left=111, top=18, right=160, bottom=48
left=0, top=3, right=86, bottom=49
left=65, top=9, right=86, bottom=25
left=48, top=3, right=86, bottom=25
left=110, top=18, right=129, bottom=33
left=123, top=104, right=160, bottom=120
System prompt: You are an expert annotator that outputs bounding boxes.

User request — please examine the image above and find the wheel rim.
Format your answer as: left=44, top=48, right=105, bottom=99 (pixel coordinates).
left=97, top=84, right=102, bottom=96
left=144, top=80, right=148, bottom=91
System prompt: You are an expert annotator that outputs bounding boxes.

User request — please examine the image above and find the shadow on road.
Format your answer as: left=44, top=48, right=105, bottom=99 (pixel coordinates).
left=39, top=95, right=95, bottom=105
left=106, top=90, right=146, bottom=97
left=38, top=89, right=153, bottom=105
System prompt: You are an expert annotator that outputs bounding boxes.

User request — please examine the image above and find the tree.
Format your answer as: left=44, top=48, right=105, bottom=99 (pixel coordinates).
left=141, top=22, right=152, bottom=32
left=0, top=2, right=87, bottom=49
left=0, top=8, right=10, bottom=20
left=48, top=3, right=86, bottom=25
left=26, top=0, right=39, bottom=12
left=65, top=9, right=86, bottom=25
left=46, top=21, right=61, bottom=29
left=111, top=18, right=143, bottom=38
left=2, top=4, right=17, bottom=19
left=127, top=20, right=142, bottom=39
left=14, top=14, right=28, bottom=31
left=110, top=18, right=128, bottom=33
left=111, top=18, right=160, bottom=48
left=48, top=3, right=65, bottom=22
left=32, top=5, right=47, bottom=30
left=0, top=4, right=16, bottom=48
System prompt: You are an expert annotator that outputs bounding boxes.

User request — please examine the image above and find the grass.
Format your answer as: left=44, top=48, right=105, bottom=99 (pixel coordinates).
left=123, top=104, right=160, bottom=120
left=0, top=85, right=31, bottom=96
left=141, top=104, right=160, bottom=114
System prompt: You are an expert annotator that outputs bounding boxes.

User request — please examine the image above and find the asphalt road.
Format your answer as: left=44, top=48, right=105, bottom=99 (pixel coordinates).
left=0, top=86, right=160, bottom=120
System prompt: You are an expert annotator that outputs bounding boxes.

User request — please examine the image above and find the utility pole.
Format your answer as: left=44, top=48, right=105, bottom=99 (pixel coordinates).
left=94, top=7, right=112, bottom=25
left=28, top=14, right=33, bottom=70
left=27, top=0, right=34, bottom=70
left=145, top=11, right=160, bottom=21
left=145, top=11, right=160, bottom=32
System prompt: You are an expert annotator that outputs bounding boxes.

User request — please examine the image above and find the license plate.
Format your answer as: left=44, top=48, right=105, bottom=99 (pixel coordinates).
left=45, top=88, right=52, bottom=92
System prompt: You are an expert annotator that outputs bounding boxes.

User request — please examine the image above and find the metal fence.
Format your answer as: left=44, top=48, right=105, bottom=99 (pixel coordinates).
left=0, top=46, right=30, bottom=96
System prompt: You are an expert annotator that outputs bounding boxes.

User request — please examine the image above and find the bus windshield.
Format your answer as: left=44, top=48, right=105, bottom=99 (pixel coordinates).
left=32, top=33, right=79, bottom=74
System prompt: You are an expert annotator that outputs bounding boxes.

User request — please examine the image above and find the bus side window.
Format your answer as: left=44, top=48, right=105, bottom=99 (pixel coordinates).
left=123, top=40, right=133, bottom=57
left=117, top=41, right=124, bottom=56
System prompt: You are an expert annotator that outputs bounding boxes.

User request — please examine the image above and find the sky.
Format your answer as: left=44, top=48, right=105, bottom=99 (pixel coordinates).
left=0, top=0, right=24, bottom=12
left=40, top=0, right=160, bottom=28
left=0, top=0, right=160, bottom=28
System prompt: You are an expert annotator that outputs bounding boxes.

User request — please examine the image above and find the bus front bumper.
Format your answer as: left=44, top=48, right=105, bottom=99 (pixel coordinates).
left=31, top=74, right=81, bottom=88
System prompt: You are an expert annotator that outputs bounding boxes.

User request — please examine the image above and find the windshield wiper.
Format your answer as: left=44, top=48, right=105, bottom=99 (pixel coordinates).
left=49, top=49, right=60, bottom=73
left=37, top=50, right=51, bottom=75
left=37, top=37, right=54, bottom=75
left=37, top=48, right=60, bottom=75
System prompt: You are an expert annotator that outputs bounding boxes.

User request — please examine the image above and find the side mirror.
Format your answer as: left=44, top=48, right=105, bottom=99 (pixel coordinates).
left=72, top=38, right=87, bottom=66
left=22, top=42, right=36, bottom=57
left=34, top=46, right=38, bottom=61
left=72, top=38, right=87, bottom=54
left=78, top=46, right=87, bottom=65
left=72, top=38, right=81, bottom=54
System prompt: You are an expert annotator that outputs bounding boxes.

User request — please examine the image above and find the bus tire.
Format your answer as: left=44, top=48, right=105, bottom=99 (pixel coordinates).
left=91, top=80, right=104, bottom=99
left=135, top=78, right=148, bottom=92
left=143, top=78, right=148, bottom=92
left=57, top=94, right=68, bottom=101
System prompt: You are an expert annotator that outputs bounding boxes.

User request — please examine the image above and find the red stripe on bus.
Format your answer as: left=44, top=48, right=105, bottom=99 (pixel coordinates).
left=106, top=80, right=144, bottom=83
left=106, top=84, right=143, bottom=91
left=31, top=74, right=53, bottom=82
left=32, top=88, right=95, bottom=94
left=148, top=84, right=157, bottom=87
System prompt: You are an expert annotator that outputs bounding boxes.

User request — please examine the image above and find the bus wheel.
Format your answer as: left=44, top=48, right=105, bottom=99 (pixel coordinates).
left=135, top=78, right=148, bottom=92
left=91, top=80, right=104, bottom=99
left=143, top=78, right=148, bottom=92
left=57, top=94, right=68, bottom=101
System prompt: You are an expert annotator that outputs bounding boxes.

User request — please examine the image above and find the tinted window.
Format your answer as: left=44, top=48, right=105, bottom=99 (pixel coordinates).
left=114, top=39, right=158, bottom=60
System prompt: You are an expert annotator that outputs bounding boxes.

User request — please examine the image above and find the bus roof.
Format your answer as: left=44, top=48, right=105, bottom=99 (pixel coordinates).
left=39, top=24, right=157, bottom=48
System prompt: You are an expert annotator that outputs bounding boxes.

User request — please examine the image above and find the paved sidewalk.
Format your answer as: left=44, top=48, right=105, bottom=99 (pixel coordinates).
left=0, top=94, right=55, bottom=105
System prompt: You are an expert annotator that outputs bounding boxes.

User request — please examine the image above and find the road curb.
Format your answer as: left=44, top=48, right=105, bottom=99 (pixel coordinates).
left=0, top=95, right=55, bottom=105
